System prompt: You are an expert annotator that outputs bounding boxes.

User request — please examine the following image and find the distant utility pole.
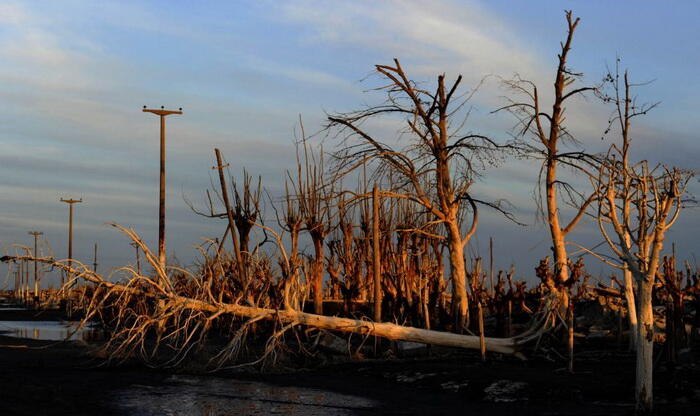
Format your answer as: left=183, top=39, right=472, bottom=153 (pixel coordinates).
left=17, top=259, right=23, bottom=300
left=28, top=231, right=43, bottom=297
left=60, top=198, right=82, bottom=286
left=142, top=105, right=182, bottom=270
left=24, top=255, right=29, bottom=302
left=130, top=242, right=142, bottom=275
left=19, top=260, right=24, bottom=301
left=13, top=264, right=19, bottom=300
left=93, top=243, right=98, bottom=273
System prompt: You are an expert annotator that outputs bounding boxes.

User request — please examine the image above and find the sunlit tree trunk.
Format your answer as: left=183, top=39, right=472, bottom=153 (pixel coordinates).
left=545, top=157, right=570, bottom=300
left=623, top=265, right=638, bottom=350
left=447, top=221, right=469, bottom=331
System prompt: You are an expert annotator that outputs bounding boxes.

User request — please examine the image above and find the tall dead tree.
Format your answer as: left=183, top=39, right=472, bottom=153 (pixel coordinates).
left=329, top=59, right=512, bottom=332
left=594, top=63, right=660, bottom=350
left=581, top=64, right=693, bottom=414
left=496, top=11, right=596, bottom=305
left=594, top=159, right=692, bottom=414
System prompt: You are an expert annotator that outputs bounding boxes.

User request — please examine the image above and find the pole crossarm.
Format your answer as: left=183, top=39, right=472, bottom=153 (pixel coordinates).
left=142, top=108, right=183, bottom=116
left=60, top=198, right=83, bottom=205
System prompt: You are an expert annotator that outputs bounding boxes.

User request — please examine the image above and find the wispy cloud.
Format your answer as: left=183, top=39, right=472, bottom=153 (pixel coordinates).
left=276, top=0, right=540, bottom=81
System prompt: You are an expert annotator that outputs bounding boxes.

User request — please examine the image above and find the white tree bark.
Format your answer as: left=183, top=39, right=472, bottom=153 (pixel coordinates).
left=623, top=266, right=638, bottom=350
left=635, top=279, right=653, bottom=414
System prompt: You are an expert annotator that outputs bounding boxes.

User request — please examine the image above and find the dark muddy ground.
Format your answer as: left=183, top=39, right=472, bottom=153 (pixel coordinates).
left=0, top=309, right=698, bottom=415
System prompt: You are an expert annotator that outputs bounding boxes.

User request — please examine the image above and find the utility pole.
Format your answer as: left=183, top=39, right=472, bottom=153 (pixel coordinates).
left=28, top=231, right=43, bottom=298
left=24, top=256, right=29, bottom=303
left=19, top=261, right=24, bottom=301
left=13, top=264, right=19, bottom=300
left=130, top=242, right=142, bottom=275
left=60, top=198, right=82, bottom=286
left=93, top=242, right=98, bottom=273
left=142, top=105, right=182, bottom=270
left=18, top=260, right=23, bottom=301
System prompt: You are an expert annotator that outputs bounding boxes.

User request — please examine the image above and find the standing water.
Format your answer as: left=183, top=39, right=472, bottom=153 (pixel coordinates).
left=116, top=374, right=378, bottom=415
left=0, top=320, right=97, bottom=341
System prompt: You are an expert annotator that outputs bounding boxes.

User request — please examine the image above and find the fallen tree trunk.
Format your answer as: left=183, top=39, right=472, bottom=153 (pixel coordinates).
left=179, top=297, right=549, bottom=355
left=1, top=254, right=553, bottom=357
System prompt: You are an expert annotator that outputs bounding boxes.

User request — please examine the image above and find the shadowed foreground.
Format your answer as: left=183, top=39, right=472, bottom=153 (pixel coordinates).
left=1, top=332, right=699, bottom=415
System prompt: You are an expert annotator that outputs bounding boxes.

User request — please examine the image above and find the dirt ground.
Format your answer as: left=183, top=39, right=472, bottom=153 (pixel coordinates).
left=1, top=310, right=699, bottom=415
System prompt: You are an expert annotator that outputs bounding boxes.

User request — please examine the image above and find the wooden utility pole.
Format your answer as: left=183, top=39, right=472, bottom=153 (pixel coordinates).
left=142, top=106, right=182, bottom=269
left=18, top=259, right=23, bottom=301
left=13, top=265, right=19, bottom=300
left=60, top=198, right=82, bottom=286
left=93, top=243, right=98, bottom=273
left=18, top=261, right=24, bottom=301
left=28, top=231, right=43, bottom=298
left=130, top=242, right=142, bottom=275
left=372, top=184, right=382, bottom=322
left=24, top=256, right=29, bottom=303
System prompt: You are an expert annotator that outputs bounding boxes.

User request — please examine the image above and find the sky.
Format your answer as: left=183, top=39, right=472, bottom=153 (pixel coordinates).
left=0, top=0, right=698, bottom=288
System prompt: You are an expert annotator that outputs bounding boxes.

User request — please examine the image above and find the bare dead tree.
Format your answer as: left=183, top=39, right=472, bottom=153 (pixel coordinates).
left=593, top=159, right=693, bottom=414
left=298, top=142, right=333, bottom=315
left=231, top=169, right=263, bottom=257
left=559, top=63, right=698, bottom=413
left=328, top=59, right=513, bottom=332
left=495, top=11, right=597, bottom=306
left=593, top=62, right=660, bottom=350
left=273, top=173, right=304, bottom=310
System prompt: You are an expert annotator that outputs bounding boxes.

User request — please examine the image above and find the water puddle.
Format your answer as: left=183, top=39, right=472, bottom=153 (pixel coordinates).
left=117, top=374, right=378, bottom=415
left=0, top=320, right=99, bottom=341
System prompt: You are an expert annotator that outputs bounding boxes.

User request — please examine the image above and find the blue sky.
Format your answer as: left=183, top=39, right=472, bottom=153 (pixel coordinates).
left=0, top=0, right=697, bottom=287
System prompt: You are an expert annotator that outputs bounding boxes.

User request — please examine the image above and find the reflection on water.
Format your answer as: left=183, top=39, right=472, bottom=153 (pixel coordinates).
left=117, top=374, right=377, bottom=415
left=0, top=320, right=98, bottom=341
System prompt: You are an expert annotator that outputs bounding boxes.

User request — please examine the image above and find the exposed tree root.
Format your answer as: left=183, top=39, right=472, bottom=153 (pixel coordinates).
left=3, top=253, right=556, bottom=358
left=1, top=224, right=558, bottom=366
